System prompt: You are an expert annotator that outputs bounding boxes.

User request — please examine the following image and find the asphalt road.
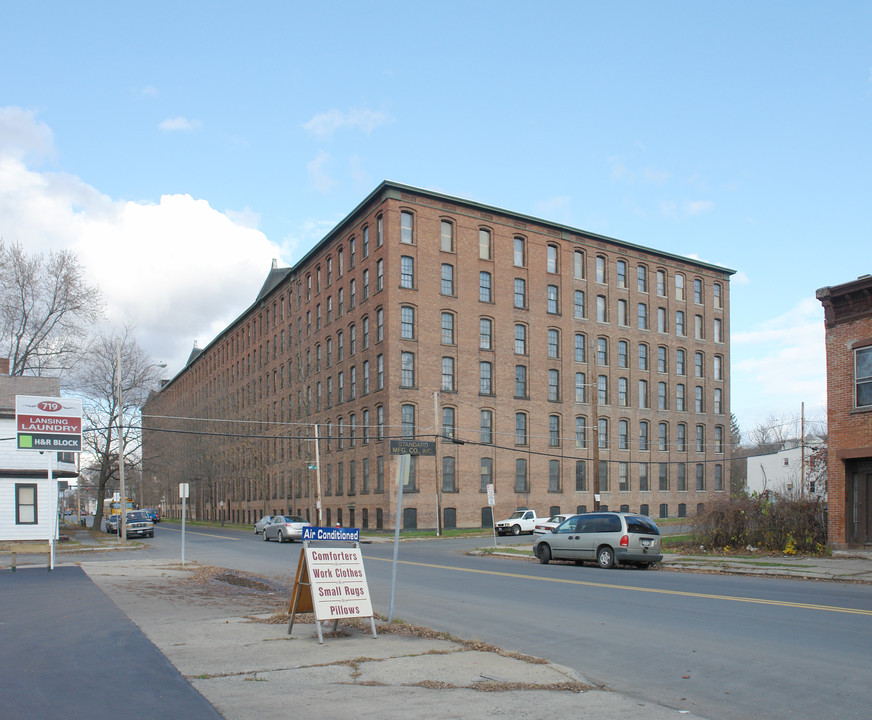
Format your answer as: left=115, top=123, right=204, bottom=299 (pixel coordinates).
left=89, top=524, right=872, bottom=720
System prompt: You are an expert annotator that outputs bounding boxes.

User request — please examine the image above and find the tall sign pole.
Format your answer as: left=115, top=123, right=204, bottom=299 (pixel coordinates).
left=116, top=339, right=128, bottom=544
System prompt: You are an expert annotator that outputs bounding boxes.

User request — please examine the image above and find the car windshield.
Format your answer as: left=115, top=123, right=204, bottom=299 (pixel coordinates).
left=508, top=511, right=525, bottom=519
left=127, top=512, right=149, bottom=521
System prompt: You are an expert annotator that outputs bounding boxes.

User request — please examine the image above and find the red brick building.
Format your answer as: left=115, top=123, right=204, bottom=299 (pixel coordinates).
left=143, top=182, right=734, bottom=530
left=817, top=275, right=872, bottom=548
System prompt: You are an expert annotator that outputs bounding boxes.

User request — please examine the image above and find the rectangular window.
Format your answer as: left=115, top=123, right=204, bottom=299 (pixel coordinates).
left=549, top=459, right=561, bottom=490
left=660, top=463, right=670, bottom=491
left=480, top=361, right=493, bottom=395
left=575, top=416, right=587, bottom=448
left=441, top=220, right=454, bottom=252
left=547, top=285, right=559, bottom=314
left=401, top=211, right=414, bottom=243
left=548, top=369, right=560, bottom=401
left=480, top=457, right=493, bottom=490
left=574, top=250, right=585, bottom=279
left=16, top=484, right=37, bottom=524
left=401, top=352, right=415, bottom=387
left=515, top=413, right=527, bottom=445
left=513, top=237, right=526, bottom=267
left=515, top=324, right=527, bottom=355
left=857, top=347, right=872, bottom=407
left=638, top=265, right=648, bottom=293
left=515, top=458, right=528, bottom=492
left=575, top=372, right=586, bottom=403
left=574, top=290, right=585, bottom=319
left=400, top=256, right=414, bottom=288
left=547, top=245, right=559, bottom=273
left=442, top=456, right=456, bottom=492
left=376, top=258, right=383, bottom=291
left=596, top=295, right=607, bottom=322
left=480, top=410, right=493, bottom=444
left=619, top=462, right=629, bottom=491
left=442, top=357, right=455, bottom=391
left=514, top=278, right=526, bottom=308
left=639, top=463, right=649, bottom=492
left=441, top=264, right=454, bottom=295
left=575, top=460, right=587, bottom=491
left=617, top=260, right=627, bottom=288
left=676, top=310, right=685, bottom=336
left=480, top=318, right=493, bottom=350
left=515, top=365, right=527, bottom=398
left=549, top=415, right=560, bottom=447
left=479, top=229, right=491, bottom=260
left=574, top=333, right=586, bottom=363
left=441, top=312, right=455, bottom=344
left=480, top=271, right=492, bottom=302
left=400, top=306, right=415, bottom=339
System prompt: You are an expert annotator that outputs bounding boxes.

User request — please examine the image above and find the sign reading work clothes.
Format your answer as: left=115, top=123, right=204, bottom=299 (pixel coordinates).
left=16, top=395, right=83, bottom=452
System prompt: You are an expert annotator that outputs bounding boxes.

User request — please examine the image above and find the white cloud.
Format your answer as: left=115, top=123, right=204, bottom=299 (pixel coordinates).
left=159, top=116, right=203, bottom=132
left=302, top=108, right=393, bottom=139
left=141, top=85, right=159, bottom=97
left=609, top=157, right=670, bottom=185
left=685, top=200, right=714, bottom=216
left=0, top=107, right=283, bottom=377
left=731, top=298, right=827, bottom=429
left=0, top=106, right=54, bottom=163
left=307, top=150, right=336, bottom=193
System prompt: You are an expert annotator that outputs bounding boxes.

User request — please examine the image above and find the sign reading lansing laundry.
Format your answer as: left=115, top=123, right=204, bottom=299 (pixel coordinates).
left=15, top=395, right=83, bottom=452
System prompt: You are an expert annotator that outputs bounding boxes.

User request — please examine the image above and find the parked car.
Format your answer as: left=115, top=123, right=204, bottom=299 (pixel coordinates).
left=104, top=514, right=119, bottom=533
left=122, top=511, right=155, bottom=539
left=533, top=513, right=576, bottom=535
left=263, top=515, right=312, bottom=543
left=254, top=515, right=273, bottom=534
left=533, top=512, right=662, bottom=569
left=494, top=509, right=546, bottom=536
left=143, top=508, right=161, bottom=523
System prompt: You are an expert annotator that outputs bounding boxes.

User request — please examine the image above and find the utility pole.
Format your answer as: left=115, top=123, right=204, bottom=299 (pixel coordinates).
left=433, top=391, right=442, bottom=537
left=800, top=402, right=805, bottom=497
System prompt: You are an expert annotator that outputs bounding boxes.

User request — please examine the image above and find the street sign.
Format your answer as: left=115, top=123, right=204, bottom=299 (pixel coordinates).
left=486, top=483, right=495, bottom=507
left=179, top=483, right=190, bottom=499
left=15, top=395, right=82, bottom=452
left=389, top=439, right=436, bottom=456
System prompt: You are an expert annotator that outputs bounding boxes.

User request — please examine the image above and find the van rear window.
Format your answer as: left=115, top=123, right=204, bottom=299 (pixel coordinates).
left=626, top=516, right=660, bottom=535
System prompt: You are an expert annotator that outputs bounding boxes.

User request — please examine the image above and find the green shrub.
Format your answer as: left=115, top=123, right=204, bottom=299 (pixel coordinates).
left=691, top=493, right=826, bottom=554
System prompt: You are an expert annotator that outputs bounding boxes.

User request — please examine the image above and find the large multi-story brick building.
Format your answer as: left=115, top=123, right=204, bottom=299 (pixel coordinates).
left=817, top=275, right=872, bottom=548
left=143, top=181, right=734, bottom=530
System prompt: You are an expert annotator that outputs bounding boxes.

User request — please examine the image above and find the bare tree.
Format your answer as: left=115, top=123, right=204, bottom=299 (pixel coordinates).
left=74, top=328, right=164, bottom=530
left=0, top=240, right=104, bottom=376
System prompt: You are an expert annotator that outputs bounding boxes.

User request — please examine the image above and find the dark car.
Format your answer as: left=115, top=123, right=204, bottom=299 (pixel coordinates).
left=121, top=511, right=155, bottom=539
left=105, top=514, right=119, bottom=533
left=533, top=512, right=663, bottom=568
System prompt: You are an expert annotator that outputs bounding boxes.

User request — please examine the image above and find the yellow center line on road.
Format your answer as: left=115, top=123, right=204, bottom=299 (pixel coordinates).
left=158, top=526, right=243, bottom=541
left=365, top=556, right=872, bottom=616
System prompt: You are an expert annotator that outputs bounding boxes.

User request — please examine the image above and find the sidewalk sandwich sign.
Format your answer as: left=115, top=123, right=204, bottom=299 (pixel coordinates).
left=288, top=527, right=377, bottom=644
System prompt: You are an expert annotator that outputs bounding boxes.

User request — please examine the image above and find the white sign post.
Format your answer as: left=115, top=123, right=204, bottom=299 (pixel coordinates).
left=179, top=483, right=189, bottom=565
left=487, top=483, right=496, bottom=547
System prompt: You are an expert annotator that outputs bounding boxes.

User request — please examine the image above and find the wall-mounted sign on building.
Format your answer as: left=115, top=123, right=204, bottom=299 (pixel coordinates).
left=15, top=395, right=82, bottom=453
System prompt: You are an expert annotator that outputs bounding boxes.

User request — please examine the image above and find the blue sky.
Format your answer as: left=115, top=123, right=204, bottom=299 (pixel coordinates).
left=2, top=1, right=869, bottom=439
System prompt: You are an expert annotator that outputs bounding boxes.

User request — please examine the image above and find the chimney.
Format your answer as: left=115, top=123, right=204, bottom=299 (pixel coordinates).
left=0, top=358, right=9, bottom=375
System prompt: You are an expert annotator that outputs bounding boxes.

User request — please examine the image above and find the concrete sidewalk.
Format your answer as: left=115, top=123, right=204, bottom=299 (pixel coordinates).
left=74, top=558, right=706, bottom=720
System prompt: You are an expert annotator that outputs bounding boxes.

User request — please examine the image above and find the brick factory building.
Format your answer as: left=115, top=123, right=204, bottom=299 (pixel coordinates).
left=142, top=181, right=734, bottom=531
left=817, top=275, right=872, bottom=548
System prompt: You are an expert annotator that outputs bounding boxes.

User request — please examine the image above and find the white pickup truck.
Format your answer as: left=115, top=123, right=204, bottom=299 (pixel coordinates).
left=495, top=509, right=545, bottom=536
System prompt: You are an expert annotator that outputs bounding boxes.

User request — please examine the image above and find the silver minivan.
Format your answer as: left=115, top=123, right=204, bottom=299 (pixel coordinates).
left=533, top=512, right=662, bottom=568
